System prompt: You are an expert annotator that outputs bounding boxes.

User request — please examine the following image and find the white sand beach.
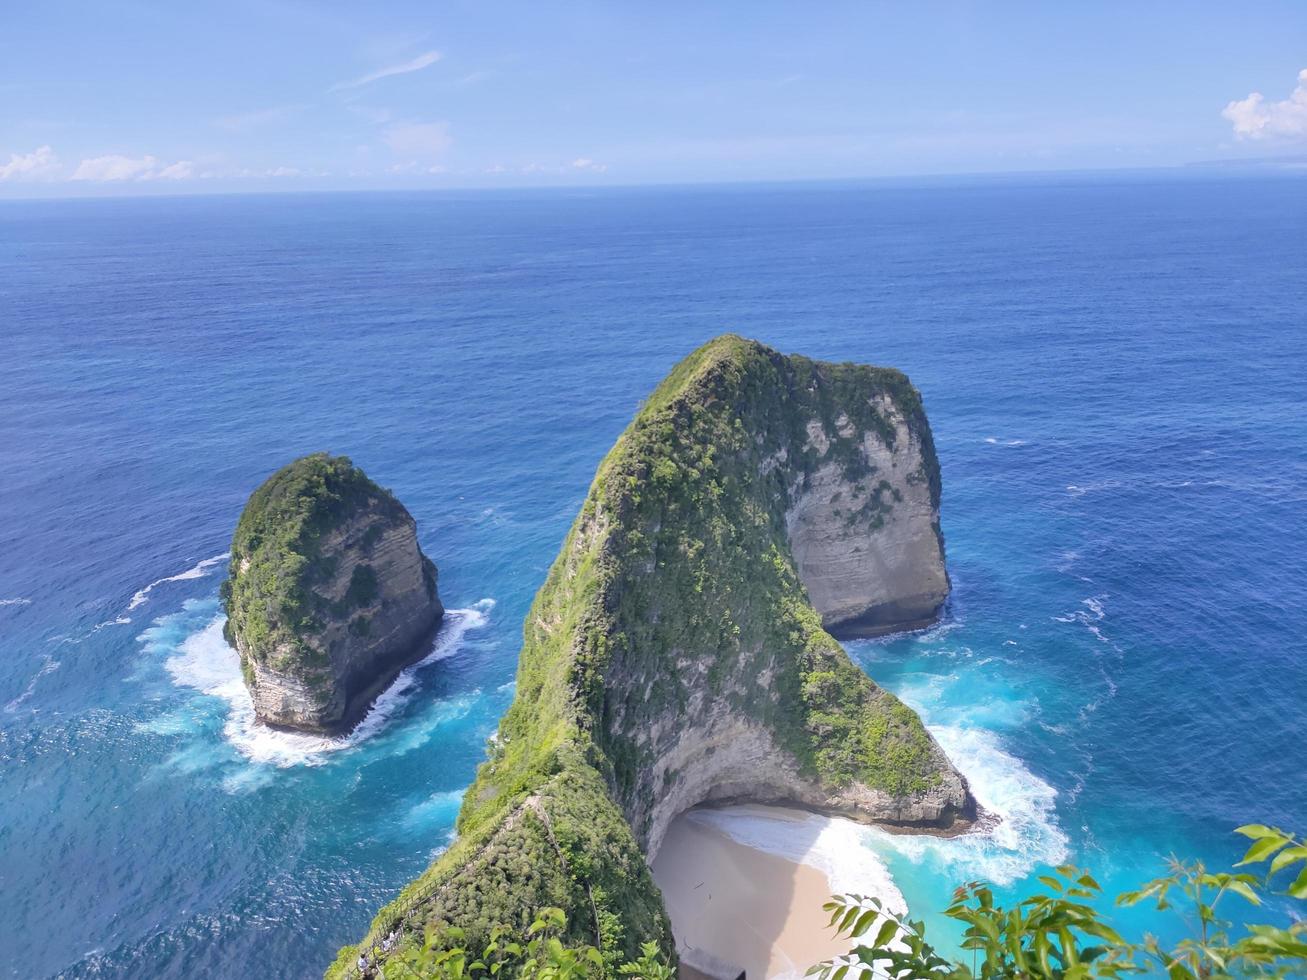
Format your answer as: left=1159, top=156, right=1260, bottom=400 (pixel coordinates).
left=651, top=806, right=905, bottom=980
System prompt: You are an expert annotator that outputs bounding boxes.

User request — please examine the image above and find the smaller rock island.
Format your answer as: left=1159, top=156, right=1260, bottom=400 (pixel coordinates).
left=220, top=453, right=444, bottom=734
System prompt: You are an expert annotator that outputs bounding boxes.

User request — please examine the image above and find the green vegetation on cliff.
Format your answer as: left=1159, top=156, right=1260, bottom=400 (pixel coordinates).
left=480, top=336, right=947, bottom=835
left=332, top=336, right=960, bottom=978
left=332, top=748, right=669, bottom=977
left=221, top=452, right=409, bottom=681
left=356, top=824, right=1307, bottom=980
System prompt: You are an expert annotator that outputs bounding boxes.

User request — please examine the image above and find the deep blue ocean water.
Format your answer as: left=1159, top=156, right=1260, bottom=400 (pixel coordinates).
left=1, top=175, right=1304, bottom=978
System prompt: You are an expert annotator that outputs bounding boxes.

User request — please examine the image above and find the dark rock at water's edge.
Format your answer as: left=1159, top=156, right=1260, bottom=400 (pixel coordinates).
left=331, top=336, right=974, bottom=978
left=220, top=453, right=444, bottom=735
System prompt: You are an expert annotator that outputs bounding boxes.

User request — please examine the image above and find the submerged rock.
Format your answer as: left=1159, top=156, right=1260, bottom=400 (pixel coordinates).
left=221, top=453, right=443, bottom=734
left=331, top=336, right=972, bottom=976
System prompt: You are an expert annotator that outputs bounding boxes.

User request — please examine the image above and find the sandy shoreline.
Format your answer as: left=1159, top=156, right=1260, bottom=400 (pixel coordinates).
left=651, top=806, right=885, bottom=980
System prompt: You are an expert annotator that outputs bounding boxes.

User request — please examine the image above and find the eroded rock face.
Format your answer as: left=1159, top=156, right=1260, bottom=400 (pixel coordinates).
left=221, top=453, right=443, bottom=734
left=639, top=711, right=969, bottom=861
left=332, top=337, right=971, bottom=978
left=786, top=395, right=950, bottom=638
left=593, top=344, right=964, bottom=858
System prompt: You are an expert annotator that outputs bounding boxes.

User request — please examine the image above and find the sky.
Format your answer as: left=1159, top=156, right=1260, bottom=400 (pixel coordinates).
left=2, top=1, right=1306, bottom=197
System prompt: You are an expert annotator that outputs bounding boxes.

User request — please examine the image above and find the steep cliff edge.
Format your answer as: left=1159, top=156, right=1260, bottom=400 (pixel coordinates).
left=330, top=336, right=972, bottom=976
left=221, top=453, right=444, bottom=734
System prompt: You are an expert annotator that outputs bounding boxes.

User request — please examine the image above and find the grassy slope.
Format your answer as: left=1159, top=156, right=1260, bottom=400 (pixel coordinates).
left=329, top=336, right=948, bottom=976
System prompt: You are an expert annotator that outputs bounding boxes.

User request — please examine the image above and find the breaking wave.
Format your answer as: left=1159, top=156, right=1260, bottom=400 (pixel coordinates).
left=152, top=599, right=493, bottom=767
left=128, top=552, right=230, bottom=613
left=867, top=725, right=1069, bottom=886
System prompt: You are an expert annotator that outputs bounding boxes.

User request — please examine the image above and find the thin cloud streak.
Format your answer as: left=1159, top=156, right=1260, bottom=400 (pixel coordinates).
left=330, top=49, right=442, bottom=92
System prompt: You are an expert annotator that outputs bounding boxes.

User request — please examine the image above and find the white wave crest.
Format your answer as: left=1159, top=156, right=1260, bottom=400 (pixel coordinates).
left=1065, top=480, right=1121, bottom=497
left=869, top=725, right=1069, bottom=885
left=1052, top=594, right=1123, bottom=707
left=0, top=597, right=32, bottom=607
left=128, top=552, right=230, bottom=612
left=4, top=655, right=60, bottom=712
left=1050, top=595, right=1124, bottom=663
left=1053, top=595, right=1113, bottom=643
left=162, top=599, right=493, bottom=767
left=858, top=610, right=963, bottom=649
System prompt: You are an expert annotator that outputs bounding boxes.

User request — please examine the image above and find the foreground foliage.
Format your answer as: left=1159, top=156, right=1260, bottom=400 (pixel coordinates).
left=344, top=825, right=1306, bottom=979
left=373, top=908, right=673, bottom=980
left=811, top=824, right=1307, bottom=979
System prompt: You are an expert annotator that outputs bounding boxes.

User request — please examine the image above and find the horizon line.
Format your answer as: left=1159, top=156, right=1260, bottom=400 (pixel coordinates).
left=2, top=158, right=1304, bottom=205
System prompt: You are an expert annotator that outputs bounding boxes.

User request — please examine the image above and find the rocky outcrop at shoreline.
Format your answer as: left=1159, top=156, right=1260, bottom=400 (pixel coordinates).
left=221, top=453, right=444, bottom=734
left=331, top=336, right=972, bottom=977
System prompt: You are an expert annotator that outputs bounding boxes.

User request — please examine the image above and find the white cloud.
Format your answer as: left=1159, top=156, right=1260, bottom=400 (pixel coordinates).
left=383, top=121, right=452, bottom=159
left=156, top=161, right=195, bottom=180
left=0, top=145, right=59, bottom=181
left=382, top=160, right=445, bottom=177
left=71, top=154, right=159, bottom=181
left=70, top=154, right=196, bottom=182
left=571, top=157, right=608, bottom=173
left=331, top=49, right=441, bottom=92
left=1223, top=68, right=1307, bottom=139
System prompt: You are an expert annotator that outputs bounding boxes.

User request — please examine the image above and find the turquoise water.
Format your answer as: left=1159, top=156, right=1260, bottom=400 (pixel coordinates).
left=1, top=175, right=1304, bottom=977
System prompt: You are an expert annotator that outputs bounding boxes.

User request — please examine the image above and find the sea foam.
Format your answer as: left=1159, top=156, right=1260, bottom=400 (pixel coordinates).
left=1051, top=595, right=1122, bottom=714
left=694, top=724, right=1069, bottom=911
left=401, top=789, right=466, bottom=833
left=128, top=552, right=230, bottom=612
left=3, top=655, right=60, bottom=712
left=162, top=599, right=493, bottom=768
left=867, top=724, right=1069, bottom=886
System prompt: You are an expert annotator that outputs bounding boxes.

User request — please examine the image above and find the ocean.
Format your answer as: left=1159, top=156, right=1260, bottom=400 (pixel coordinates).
left=2, top=174, right=1304, bottom=978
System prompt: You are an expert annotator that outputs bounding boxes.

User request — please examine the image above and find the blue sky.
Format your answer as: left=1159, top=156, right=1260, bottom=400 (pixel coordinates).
left=2, top=1, right=1306, bottom=196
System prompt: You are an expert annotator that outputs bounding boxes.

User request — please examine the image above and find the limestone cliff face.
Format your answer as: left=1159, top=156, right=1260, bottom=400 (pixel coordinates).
left=786, top=396, right=950, bottom=638
left=222, top=453, right=444, bottom=734
left=331, top=337, right=971, bottom=978
left=582, top=338, right=963, bottom=857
